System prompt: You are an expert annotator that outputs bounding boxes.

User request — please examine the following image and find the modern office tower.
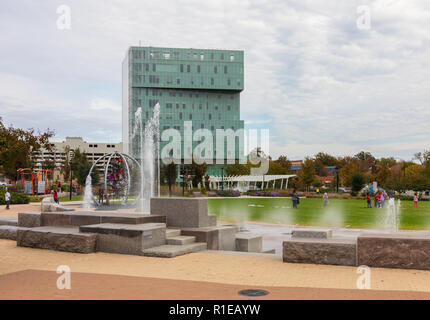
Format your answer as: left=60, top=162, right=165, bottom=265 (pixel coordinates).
left=122, top=46, right=244, bottom=176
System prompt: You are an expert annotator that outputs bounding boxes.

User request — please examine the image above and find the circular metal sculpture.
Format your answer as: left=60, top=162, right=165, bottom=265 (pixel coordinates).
left=88, top=152, right=141, bottom=206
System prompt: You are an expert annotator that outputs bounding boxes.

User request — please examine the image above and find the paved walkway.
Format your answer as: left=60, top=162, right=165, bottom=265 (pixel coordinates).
left=1, top=238, right=430, bottom=299
left=2, top=203, right=430, bottom=299
left=2, top=269, right=430, bottom=300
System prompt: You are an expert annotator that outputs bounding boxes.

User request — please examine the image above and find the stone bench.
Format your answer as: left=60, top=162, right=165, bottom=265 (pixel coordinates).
left=357, top=233, right=430, bottom=270
left=142, top=242, right=207, bottom=258
left=79, top=223, right=166, bottom=255
left=235, top=233, right=263, bottom=253
left=18, top=212, right=41, bottom=228
left=181, top=225, right=237, bottom=250
left=0, top=226, right=30, bottom=240
left=291, top=228, right=332, bottom=239
left=40, top=211, right=166, bottom=227
left=283, top=238, right=357, bottom=266
left=150, top=198, right=216, bottom=228
left=17, top=226, right=97, bottom=253
left=0, top=217, right=18, bottom=227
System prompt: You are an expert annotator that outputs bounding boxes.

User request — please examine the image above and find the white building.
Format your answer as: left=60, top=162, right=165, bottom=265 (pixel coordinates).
left=32, top=137, right=123, bottom=174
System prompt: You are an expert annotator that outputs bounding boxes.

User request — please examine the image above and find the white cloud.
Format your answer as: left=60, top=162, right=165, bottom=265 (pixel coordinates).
left=1, top=0, right=429, bottom=159
left=90, top=98, right=121, bottom=111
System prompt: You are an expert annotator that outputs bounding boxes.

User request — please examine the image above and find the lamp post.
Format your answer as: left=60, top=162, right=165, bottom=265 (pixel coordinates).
left=221, top=168, right=224, bottom=191
left=69, top=162, right=72, bottom=201
left=181, top=164, right=185, bottom=197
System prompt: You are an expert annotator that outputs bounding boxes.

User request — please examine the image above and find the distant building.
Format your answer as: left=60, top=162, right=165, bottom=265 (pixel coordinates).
left=290, top=160, right=303, bottom=172
left=122, top=46, right=245, bottom=176
left=32, top=137, right=123, bottom=175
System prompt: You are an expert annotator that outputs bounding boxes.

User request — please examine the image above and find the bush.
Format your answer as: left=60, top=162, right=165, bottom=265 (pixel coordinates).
left=253, top=191, right=280, bottom=197
left=216, top=190, right=241, bottom=197
left=351, top=173, right=365, bottom=194
left=0, top=190, right=30, bottom=205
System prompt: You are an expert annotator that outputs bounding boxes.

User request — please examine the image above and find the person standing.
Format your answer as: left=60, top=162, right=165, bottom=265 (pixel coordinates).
left=380, top=192, right=385, bottom=208
left=323, top=192, right=329, bottom=207
left=53, top=189, right=59, bottom=204
left=374, top=193, right=380, bottom=208
left=5, top=189, right=11, bottom=210
left=98, top=188, right=104, bottom=205
left=366, top=193, right=372, bottom=208
left=414, top=193, right=419, bottom=208
left=292, top=189, right=299, bottom=209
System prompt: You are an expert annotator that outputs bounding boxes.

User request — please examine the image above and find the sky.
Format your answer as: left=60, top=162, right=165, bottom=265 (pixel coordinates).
left=0, top=0, right=429, bottom=161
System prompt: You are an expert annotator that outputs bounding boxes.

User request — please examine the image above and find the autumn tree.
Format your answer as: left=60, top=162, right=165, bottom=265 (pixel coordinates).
left=314, top=152, right=339, bottom=176
left=298, top=157, right=316, bottom=191
left=339, top=156, right=360, bottom=186
left=275, top=155, right=291, bottom=172
left=0, top=117, right=54, bottom=180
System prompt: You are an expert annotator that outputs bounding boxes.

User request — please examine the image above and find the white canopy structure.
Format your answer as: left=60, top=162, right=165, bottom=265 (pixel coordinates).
left=208, top=174, right=296, bottom=192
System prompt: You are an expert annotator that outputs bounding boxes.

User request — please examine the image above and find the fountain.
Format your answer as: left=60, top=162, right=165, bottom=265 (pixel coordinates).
left=82, top=103, right=160, bottom=211
left=83, top=175, right=94, bottom=209
left=385, top=197, right=401, bottom=232
left=131, top=103, right=160, bottom=212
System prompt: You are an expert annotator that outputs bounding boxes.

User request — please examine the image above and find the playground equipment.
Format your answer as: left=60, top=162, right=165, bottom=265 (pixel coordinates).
left=84, top=152, right=141, bottom=207
left=16, top=168, right=54, bottom=196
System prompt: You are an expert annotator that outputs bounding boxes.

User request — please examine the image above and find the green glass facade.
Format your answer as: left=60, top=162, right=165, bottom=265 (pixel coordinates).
left=122, top=46, right=244, bottom=176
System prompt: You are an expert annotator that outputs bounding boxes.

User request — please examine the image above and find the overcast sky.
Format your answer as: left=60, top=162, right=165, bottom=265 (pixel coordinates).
left=1, top=0, right=429, bottom=160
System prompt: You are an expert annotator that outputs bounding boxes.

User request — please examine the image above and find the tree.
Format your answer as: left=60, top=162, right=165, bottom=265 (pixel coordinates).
left=374, top=163, right=391, bottom=187
left=0, top=117, right=54, bottom=180
left=404, top=164, right=430, bottom=191
left=189, top=159, right=208, bottom=188
left=414, top=150, right=430, bottom=166
left=298, top=157, right=316, bottom=191
left=41, top=158, right=56, bottom=171
left=314, top=152, right=339, bottom=176
left=351, top=173, right=365, bottom=195
left=275, top=155, right=291, bottom=172
left=339, top=156, right=360, bottom=186
left=267, top=161, right=287, bottom=175
left=226, top=161, right=250, bottom=176
left=161, top=163, right=177, bottom=196
left=60, top=146, right=71, bottom=181
left=70, top=148, right=98, bottom=186
left=354, top=151, right=376, bottom=173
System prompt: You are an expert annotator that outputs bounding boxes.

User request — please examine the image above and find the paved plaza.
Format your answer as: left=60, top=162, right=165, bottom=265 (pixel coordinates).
left=2, top=203, right=430, bottom=299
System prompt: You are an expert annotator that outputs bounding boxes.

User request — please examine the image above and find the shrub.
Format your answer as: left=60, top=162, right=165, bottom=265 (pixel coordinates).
left=216, top=190, right=241, bottom=197
left=0, top=190, right=30, bottom=205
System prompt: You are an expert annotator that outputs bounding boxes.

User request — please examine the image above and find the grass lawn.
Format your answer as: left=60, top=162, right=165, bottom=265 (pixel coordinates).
left=208, top=197, right=430, bottom=230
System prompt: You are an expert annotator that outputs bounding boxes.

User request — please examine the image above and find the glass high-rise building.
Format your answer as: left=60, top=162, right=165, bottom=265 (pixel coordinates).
left=122, top=46, right=244, bottom=176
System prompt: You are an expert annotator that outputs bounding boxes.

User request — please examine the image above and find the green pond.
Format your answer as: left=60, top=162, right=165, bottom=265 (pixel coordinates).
left=208, top=197, right=430, bottom=230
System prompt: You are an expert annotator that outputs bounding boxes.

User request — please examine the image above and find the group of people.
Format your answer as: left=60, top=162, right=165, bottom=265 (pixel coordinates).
left=366, top=191, right=388, bottom=208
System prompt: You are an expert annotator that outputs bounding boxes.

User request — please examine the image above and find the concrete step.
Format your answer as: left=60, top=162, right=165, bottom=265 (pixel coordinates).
left=79, top=223, right=166, bottom=255
left=0, top=226, right=30, bottom=240
left=0, top=217, right=18, bottom=227
left=17, top=226, right=97, bottom=253
left=166, top=229, right=181, bottom=237
left=235, top=233, right=263, bottom=253
left=166, top=235, right=196, bottom=245
left=142, top=242, right=207, bottom=258
left=40, top=211, right=166, bottom=227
